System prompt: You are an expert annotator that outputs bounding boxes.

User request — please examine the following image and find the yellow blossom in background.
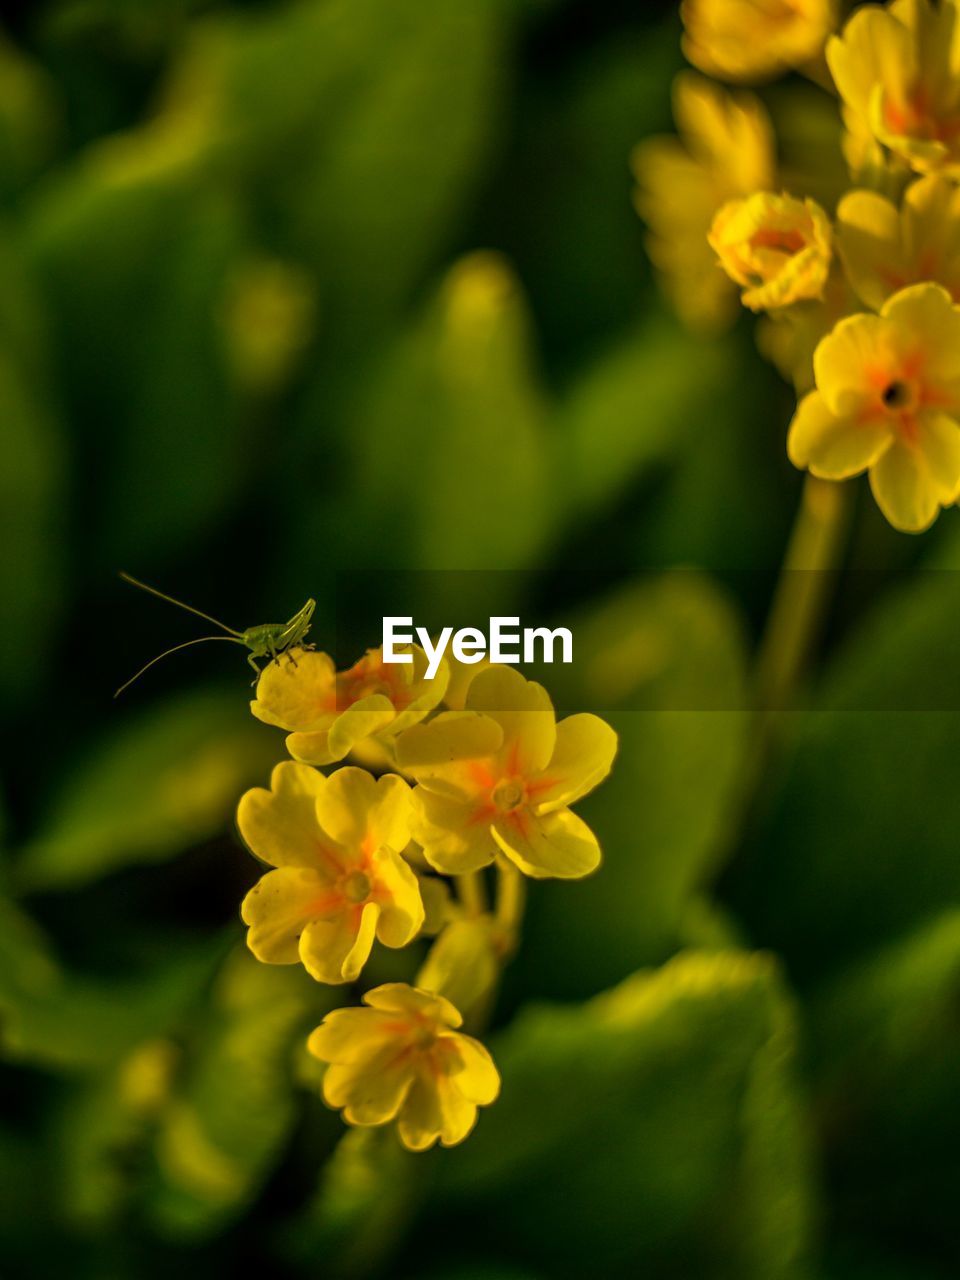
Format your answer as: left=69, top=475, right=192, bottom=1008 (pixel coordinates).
left=397, top=666, right=617, bottom=880
left=219, top=255, right=316, bottom=396
left=756, top=262, right=862, bottom=392
left=788, top=283, right=960, bottom=532
left=681, top=0, right=836, bottom=83
left=237, top=763, right=423, bottom=983
left=708, top=192, right=833, bottom=311
left=632, top=72, right=776, bottom=332
left=307, top=983, right=500, bottom=1150
left=837, top=174, right=960, bottom=310
left=828, top=0, right=960, bottom=179
left=250, top=645, right=447, bottom=766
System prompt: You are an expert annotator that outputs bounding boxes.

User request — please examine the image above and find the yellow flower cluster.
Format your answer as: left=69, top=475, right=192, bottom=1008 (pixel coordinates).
left=237, top=645, right=617, bottom=1150
left=635, top=0, right=960, bottom=534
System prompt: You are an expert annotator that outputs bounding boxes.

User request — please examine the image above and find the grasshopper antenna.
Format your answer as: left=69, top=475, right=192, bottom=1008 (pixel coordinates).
left=114, top=635, right=246, bottom=698
left=119, top=572, right=243, bottom=637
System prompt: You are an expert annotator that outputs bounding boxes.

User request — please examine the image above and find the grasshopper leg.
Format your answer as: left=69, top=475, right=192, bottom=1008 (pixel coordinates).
left=247, top=652, right=262, bottom=685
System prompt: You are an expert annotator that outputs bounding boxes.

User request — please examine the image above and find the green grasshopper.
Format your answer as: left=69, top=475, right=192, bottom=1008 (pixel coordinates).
left=115, top=572, right=316, bottom=697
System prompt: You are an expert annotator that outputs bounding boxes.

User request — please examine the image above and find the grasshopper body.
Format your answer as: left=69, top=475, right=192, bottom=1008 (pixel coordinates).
left=115, top=574, right=315, bottom=696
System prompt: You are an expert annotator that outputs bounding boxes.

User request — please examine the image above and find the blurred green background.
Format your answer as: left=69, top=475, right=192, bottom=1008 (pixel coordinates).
left=2, top=1, right=960, bottom=1277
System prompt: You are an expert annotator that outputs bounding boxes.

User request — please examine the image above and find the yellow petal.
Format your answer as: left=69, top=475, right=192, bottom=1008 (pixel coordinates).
left=534, top=714, right=618, bottom=814
left=327, top=694, right=397, bottom=761
left=410, top=787, right=497, bottom=875
left=316, top=767, right=413, bottom=854
left=373, top=847, right=425, bottom=948
left=442, top=652, right=492, bottom=710
left=307, top=1006, right=395, bottom=1065
left=236, top=761, right=331, bottom=870
left=436, top=1073, right=479, bottom=1147
left=915, top=412, right=960, bottom=498
left=869, top=438, right=944, bottom=532
left=788, top=390, right=893, bottom=479
left=342, top=901, right=381, bottom=982
left=813, top=312, right=887, bottom=416
left=882, top=283, right=960, bottom=393
left=446, top=1031, right=501, bottom=1105
left=299, top=903, right=378, bottom=984
left=673, top=72, right=775, bottom=193
left=395, top=712, right=504, bottom=799
left=285, top=728, right=336, bottom=766
left=901, top=175, right=960, bottom=298
left=492, top=807, right=602, bottom=880
left=241, top=866, right=335, bottom=964
left=465, top=666, right=556, bottom=775
left=387, top=645, right=450, bottom=734
left=836, top=188, right=902, bottom=310
left=249, top=649, right=336, bottom=732
left=325, top=1053, right=415, bottom=1126
left=681, top=0, right=836, bottom=81
left=397, top=1072, right=443, bottom=1151
left=363, top=982, right=462, bottom=1028
left=827, top=6, right=914, bottom=127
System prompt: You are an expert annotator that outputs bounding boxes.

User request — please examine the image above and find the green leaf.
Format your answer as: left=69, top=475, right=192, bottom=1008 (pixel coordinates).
left=0, top=234, right=65, bottom=706
left=822, top=1241, right=956, bottom=1280
left=157, top=0, right=508, bottom=342
left=436, top=951, right=815, bottom=1280
left=13, top=688, right=278, bottom=893
left=26, top=159, right=248, bottom=563
left=730, top=569, right=960, bottom=984
left=316, top=253, right=552, bottom=577
left=482, top=17, right=678, bottom=362
left=556, top=320, right=730, bottom=520
left=0, top=31, right=60, bottom=200
left=809, top=911, right=960, bottom=1249
left=518, top=575, right=750, bottom=996
left=145, top=947, right=329, bottom=1239
left=0, top=893, right=222, bottom=1071
left=281, top=1127, right=419, bottom=1278
left=0, top=1124, right=49, bottom=1268
left=52, top=1037, right=179, bottom=1228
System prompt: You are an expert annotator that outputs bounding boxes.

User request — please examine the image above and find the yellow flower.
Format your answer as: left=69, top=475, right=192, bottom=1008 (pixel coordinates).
left=396, top=666, right=617, bottom=880
left=837, top=174, right=960, bottom=310
left=828, top=0, right=960, bottom=179
left=250, top=645, right=448, bottom=766
left=307, top=983, right=500, bottom=1151
left=682, top=0, right=836, bottom=82
left=708, top=192, right=833, bottom=311
left=632, top=72, right=776, bottom=332
left=238, top=763, right=424, bottom=983
left=756, top=262, right=862, bottom=392
left=441, top=649, right=493, bottom=712
left=788, top=283, right=960, bottom=532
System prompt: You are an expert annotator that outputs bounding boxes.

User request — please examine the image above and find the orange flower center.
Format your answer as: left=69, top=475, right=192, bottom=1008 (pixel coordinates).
left=336, top=655, right=412, bottom=713
left=492, top=777, right=526, bottom=813
left=749, top=227, right=806, bottom=257
left=881, top=379, right=916, bottom=412
left=341, top=870, right=372, bottom=904
left=883, top=88, right=960, bottom=146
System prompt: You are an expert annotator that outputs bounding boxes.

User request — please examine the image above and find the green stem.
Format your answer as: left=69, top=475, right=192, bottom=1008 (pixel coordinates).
left=718, top=476, right=852, bottom=877
left=494, top=859, right=526, bottom=955
left=455, top=872, right=487, bottom=917
left=753, top=474, right=852, bottom=724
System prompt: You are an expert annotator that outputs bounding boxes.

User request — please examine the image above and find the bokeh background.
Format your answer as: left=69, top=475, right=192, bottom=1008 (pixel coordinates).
left=2, top=1, right=960, bottom=1277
